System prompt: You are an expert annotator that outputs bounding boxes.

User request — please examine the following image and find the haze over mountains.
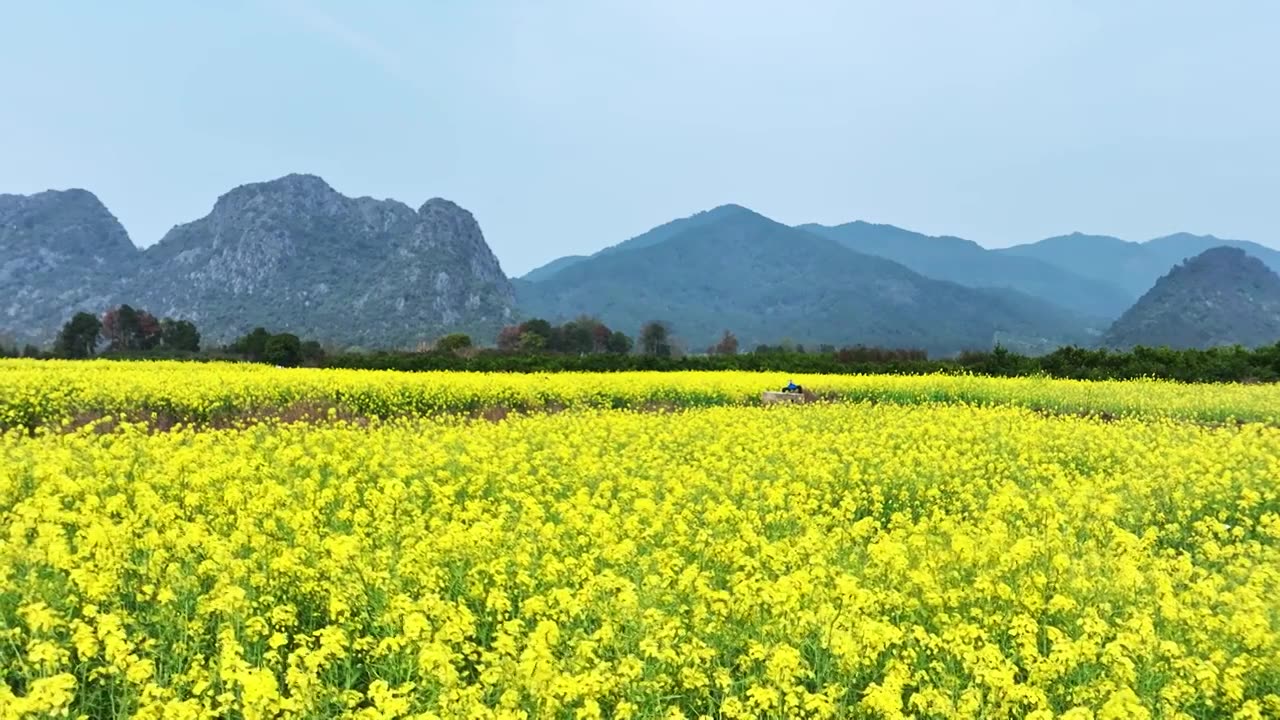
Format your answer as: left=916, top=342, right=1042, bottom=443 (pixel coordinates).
left=4, top=173, right=1280, bottom=353
left=999, top=232, right=1280, bottom=299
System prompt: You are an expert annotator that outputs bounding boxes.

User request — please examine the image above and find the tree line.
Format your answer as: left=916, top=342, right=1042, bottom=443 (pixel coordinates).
left=7, top=310, right=1280, bottom=383
left=324, top=341, right=1280, bottom=383
left=5, top=306, right=323, bottom=367
left=51, top=306, right=200, bottom=358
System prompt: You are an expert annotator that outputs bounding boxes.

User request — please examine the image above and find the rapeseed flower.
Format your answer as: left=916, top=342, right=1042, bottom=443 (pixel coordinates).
left=1, top=368, right=1278, bottom=717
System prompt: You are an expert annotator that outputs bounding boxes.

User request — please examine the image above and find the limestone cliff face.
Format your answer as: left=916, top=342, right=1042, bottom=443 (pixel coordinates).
left=0, top=174, right=515, bottom=348
left=0, top=189, right=138, bottom=343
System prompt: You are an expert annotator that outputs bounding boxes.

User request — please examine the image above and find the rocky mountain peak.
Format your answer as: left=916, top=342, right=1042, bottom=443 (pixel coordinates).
left=419, top=197, right=467, bottom=215
left=1102, top=246, right=1280, bottom=349
left=416, top=198, right=485, bottom=248
left=1, top=188, right=134, bottom=255
left=209, top=173, right=343, bottom=217
left=128, top=175, right=514, bottom=346
left=1182, top=245, right=1247, bottom=267
left=0, top=176, right=515, bottom=347
left=0, top=186, right=138, bottom=343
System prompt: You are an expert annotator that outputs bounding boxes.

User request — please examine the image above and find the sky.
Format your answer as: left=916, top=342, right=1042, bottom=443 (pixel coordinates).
left=2, top=1, right=1278, bottom=276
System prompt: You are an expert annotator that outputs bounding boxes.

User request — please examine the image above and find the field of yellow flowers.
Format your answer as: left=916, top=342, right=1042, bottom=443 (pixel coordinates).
left=3, top=359, right=1280, bottom=429
left=2, top=363, right=1280, bottom=718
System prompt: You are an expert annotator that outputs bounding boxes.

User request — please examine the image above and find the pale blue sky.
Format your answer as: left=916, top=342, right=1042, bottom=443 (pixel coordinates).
left=3, top=1, right=1278, bottom=275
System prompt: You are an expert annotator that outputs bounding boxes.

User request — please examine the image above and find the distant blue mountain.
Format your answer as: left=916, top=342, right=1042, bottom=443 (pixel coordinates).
left=799, top=221, right=1131, bottom=319
left=520, top=204, right=748, bottom=282
left=998, top=231, right=1280, bottom=297
left=516, top=205, right=1094, bottom=355
left=521, top=255, right=588, bottom=283
left=1101, top=246, right=1280, bottom=349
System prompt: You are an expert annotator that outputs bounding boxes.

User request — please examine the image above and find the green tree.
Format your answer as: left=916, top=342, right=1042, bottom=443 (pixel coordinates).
left=263, top=333, right=302, bottom=367
left=605, top=330, right=633, bottom=355
left=518, top=331, right=547, bottom=353
left=231, top=327, right=272, bottom=361
left=435, top=333, right=473, bottom=353
left=160, top=319, right=201, bottom=352
left=55, top=312, right=102, bottom=358
left=640, top=321, right=672, bottom=357
left=519, top=318, right=553, bottom=346
left=554, top=320, right=594, bottom=355
left=300, top=340, right=326, bottom=366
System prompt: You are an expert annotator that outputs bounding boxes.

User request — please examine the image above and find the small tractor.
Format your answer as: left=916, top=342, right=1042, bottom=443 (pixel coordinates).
left=761, top=380, right=815, bottom=405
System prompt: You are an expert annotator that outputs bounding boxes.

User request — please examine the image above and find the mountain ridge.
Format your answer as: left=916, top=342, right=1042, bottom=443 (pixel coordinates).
left=999, top=231, right=1280, bottom=297
left=522, top=213, right=1280, bottom=328
left=798, top=221, right=1131, bottom=319
left=1, top=175, right=516, bottom=347
left=519, top=204, right=756, bottom=282
left=9, top=179, right=1280, bottom=352
left=1101, top=246, right=1280, bottom=350
left=517, top=206, right=1095, bottom=355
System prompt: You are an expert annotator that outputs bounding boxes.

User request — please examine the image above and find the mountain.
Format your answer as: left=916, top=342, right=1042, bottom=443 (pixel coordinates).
left=130, top=175, right=515, bottom=347
left=517, top=205, right=1093, bottom=355
left=999, top=232, right=1280, bottom=298
left=798, top=221, right=1132, bottom=319
left=519, top=204, right=752, bottom=282
left=1, top=175, right=515, bottom=347
left=0, top=189, right=138, bottom=343
left=1101, top=247, right=1280, bottom=350
left=522, top=255, right=588, bottom=283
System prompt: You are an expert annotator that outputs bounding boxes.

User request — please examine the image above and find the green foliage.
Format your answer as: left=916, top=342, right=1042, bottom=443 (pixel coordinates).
left=229, top=328, right=272, bottom=361
left=640, top=321, right=672, bottom=357
left=518, top=332, right=547, bottom=353
left=605, top=331, right=633, bottom=355
left=263, top=333, right=302, bottom=367
left=55, top=312, right=102, bottom=359
left=160, top=319, right=201, bottom=353
left=102, top=304, right=162, bottom=352
left=554, top=319, right=595, bottom=355
left=499, top=317, right=634, bottom=356
left=520, top=319, right=553, bottom=343
left=53, top=307, right=202, bottom=359
left=435, top=333, right=473, bottom=353
left=300, top=340, right=326, bottom=366
left=322, top=342, right=1280, bottom=384
left=223, top=327, right=325, bottom=366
